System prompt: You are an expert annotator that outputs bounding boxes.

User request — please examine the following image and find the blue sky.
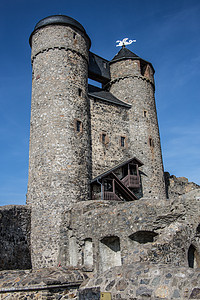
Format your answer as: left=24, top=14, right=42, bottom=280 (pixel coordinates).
left=0, top=0, right=200, bottom=205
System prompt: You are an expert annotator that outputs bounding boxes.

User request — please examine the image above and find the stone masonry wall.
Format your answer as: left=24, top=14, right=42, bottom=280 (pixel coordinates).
left=165, top=172, right=200, bottom=198
left=28, top=24, right=91, bottom=269
left=109, top=59, right=166, bottom=200
left=90, top=97, right=131, bottom=178
left=59, top=189, right=200, bottom=273
left=0, top=267, right=87, bottom=300
left=80, top=263, right=200, bottom=299
left=0, top=205, right=31, bottom=270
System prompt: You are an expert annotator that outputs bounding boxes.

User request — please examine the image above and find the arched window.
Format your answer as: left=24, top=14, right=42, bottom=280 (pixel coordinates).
left=188, top=244, right=200, bottom=268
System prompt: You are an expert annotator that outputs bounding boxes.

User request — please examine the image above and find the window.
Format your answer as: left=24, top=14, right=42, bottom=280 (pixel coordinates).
left=74, top=119, right=83, bottom=133
left=188, top=245, right=200, bottom=268
left=78, top=88, right=82, bottom=96
left=102, top=133, right=106, bottom=143
left=144, top=110, right=147, bottom=117
left=76, top=120, right=81, bottom=132
left=149, top=137, right=154, bottom=147
left=121, top=136, right=125, bottom=147
left=100, top=132, right=109, bottom=145
left=73, top=32, right=76, bottom=39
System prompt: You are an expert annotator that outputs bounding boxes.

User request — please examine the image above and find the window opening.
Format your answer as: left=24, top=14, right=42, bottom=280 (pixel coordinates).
left=121, top=136, right=125, bottom=147
left=78, top=88, right=82, bottom=96
left=188, top=245, right=200, bottom=268
left=76, top=120, right=82, bottom=132
left=149, top=137, right=153, bottom=147
left=144, top=110, right=147, bottom=117
left=73, top=32, right=76, bottom=39
left=102, top=133, right=106, bottom=143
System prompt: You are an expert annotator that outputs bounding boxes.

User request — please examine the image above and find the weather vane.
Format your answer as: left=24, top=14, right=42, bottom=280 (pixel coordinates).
left=116, top=38, right=136, bottom=47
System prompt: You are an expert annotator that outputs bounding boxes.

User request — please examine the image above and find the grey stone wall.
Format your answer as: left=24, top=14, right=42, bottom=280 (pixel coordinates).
left=0, top=205, right=31, bottom=270
left=108, top=59, right=166, bottom=200
left=165, top=172, right=200, bottom=198
left=27, top=24, right=91, bottom=269
left=80, top=263, right=200, bottom=299
left=90, top=97, right=130, bottom=178
left=0, top=267, right=86, bottom=299
left=59, top=190, right=200, bottom=272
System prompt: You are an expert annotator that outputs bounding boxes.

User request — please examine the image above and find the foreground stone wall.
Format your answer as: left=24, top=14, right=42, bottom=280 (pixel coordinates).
left=59, top=190, right=200, bottom=272
left=0, top=267, right=87, bottom=300
left=79, top=263, right=200, bottom=299
left=0, top=205, right=31, bottom=270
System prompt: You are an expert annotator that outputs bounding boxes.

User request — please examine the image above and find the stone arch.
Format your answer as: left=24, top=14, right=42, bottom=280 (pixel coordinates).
left=99, top=236, right=121, bottom=272
left=188, top=244, right=200, bottom=268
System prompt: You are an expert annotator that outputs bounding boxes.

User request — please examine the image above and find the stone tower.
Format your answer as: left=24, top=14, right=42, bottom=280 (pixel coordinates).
left=27, top=15, right=91, bottom=268
left=108, top=46, right=166, bottom=199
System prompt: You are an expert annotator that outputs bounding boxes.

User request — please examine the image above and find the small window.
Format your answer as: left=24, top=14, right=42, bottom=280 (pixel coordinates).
left=76, top=120, right=81, bottom=132
left=73, top=32, right=76, bottom=39
left=78, top=88, right=82, bottom=97
left=121, top=136, right=125, bottom=147
left=144, top=110, right=147, bottom=117
left=149, top=137, right=154, bottom=147
left=100, top=132, right=109, bottom=145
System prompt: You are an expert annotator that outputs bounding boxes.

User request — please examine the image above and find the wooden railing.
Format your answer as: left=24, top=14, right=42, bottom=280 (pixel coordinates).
left=121, top=175, right=140, bottom=188
left=104, top=192, right=121, bottom=201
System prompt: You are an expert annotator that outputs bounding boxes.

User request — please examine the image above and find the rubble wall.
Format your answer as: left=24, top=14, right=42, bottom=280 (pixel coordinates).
left=0, top=205, right=31, bottom=270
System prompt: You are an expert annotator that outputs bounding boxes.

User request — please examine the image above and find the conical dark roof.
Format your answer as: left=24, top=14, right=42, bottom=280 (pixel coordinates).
left=111, top=46, right=139, bottom=63
left=110, top=46, right=155, bottom=73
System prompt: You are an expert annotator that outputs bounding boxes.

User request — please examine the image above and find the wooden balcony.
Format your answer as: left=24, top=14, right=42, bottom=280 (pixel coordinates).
left=121, top=174, right=140, bottom=188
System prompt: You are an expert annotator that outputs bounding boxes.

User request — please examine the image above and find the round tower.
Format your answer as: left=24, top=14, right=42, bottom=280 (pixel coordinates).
left=28, top=15, right=91, bottom=268
left=108, top=46, right=166, bottom=200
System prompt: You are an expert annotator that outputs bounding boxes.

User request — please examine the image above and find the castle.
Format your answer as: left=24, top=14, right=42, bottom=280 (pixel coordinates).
left=0, top=15, right=200, bottom=299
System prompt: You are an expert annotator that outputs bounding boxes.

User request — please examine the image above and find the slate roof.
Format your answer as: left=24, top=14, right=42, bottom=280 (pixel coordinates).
left=111, top=46, right=139, bottom=63
left=88, top=84, right=131, bottom=108
left=110, top=46, right=155, bottom=72
left=29, top=15, right=91, bottom=48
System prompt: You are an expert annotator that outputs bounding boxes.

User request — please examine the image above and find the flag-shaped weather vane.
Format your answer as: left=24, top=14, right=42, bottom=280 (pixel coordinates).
left=116, top=38, right=136, bottom=47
